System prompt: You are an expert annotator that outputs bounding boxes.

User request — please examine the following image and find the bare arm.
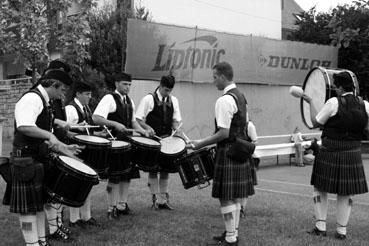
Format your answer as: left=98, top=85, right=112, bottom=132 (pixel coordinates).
left=92, top=114, right=127, bottom=132
left=136, top=118, right=155, bottom=134
left=190, top=127, right=229, bottom=150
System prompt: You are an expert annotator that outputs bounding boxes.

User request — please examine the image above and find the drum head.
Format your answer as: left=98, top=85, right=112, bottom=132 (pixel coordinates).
left=74, top=135, right=111, bottom=145
left=58, top=156, right=97, bottom=176
left=131, top=136, right=161, bottom=147
left=111, top=140, right=131, bottom=149
left=160, top=136, right=186, bottom=154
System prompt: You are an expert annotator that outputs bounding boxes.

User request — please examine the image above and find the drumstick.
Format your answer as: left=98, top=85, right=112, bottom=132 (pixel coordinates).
left=103, top=125, right=116, bottom=140
left=182, top=132, right=191, bottom=143
left=170, top=122, right=183, bottom=137
left=153, top=135, right=163, bottom=141
left=70, top=125, right=101, bottom=129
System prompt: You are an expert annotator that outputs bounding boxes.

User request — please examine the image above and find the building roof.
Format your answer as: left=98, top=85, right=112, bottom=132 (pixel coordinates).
left=282, top=0, right=304, bottom=30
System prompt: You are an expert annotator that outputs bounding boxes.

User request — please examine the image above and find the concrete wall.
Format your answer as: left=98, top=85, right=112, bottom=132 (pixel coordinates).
left=129, top=80, right=313, bottom=143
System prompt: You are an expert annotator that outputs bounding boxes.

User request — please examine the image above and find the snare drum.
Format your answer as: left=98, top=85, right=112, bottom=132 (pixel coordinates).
left=72, top=135, right=111, bottom=176
left=129, top=136, right=161, bottom=172
left=158, top=136, right=187, bottom=173
left=44, top=155, right=99, bottom=207
left=301, top=67, right=359, bottom=129
left=176, top=147, right=215, bottom=189
left=108, top=140, right=132, bottom=176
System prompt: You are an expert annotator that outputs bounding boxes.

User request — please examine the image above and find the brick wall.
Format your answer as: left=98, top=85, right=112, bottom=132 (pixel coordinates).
left=0, top=78, right=32, bottom=139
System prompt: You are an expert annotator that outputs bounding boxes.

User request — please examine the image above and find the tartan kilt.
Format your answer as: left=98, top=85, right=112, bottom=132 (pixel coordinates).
left=311, top=138, right=368, bottom=195
left=9, top=162, right=45, bottom=214
left=107, top=165, right=140, bottom=184
left=212, top=144, right=255, bottom=200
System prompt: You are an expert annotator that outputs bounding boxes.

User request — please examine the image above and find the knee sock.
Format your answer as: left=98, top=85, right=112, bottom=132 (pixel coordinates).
left=159, top=173, right=169, bottom=203
left=234, top=203, right=241, bottom=237
left=107, top=182, right=119, bottom=211
left=221, top=204, right=237, bottom=243
left=69, top=207, right=80, bottom=223
left=313, top=189, right=328, bottom=231
left=44, top=203, right=58, bottom=234
left=241, top=198, right=247, bottom=209
left=116, top=181, right=130, bottom=210
left=336, top=196, right=352, bottom=235
left=19, top=214, right=39, bottom=245
left=148, top=173, right=159, bottom=195
left=56, top=205, right=63, bottom=227
left=36, top=211, right=46, bottom=244
left=81, top=195, right=91, bottom=221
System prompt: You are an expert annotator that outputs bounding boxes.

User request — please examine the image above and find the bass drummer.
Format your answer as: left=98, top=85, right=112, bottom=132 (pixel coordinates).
left=303, top=71, right=369, bottom=240
left=65, top=82, right=100, bottom=228
left=136, top=75, right=182, bottom=210
left=92, top=72, right=150, bottom=219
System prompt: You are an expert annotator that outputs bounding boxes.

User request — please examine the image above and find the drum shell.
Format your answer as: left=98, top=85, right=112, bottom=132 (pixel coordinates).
left=44, top=156, right=99, bottom=207
left=71, top=135, right=111, bottom=176
left=0, top=156, right=11, bottom=183
left=108, top=142, right=132, bottom=176
left=176, top=148, right=215, bottom=189
left=129, top=137, right=160, bottom=172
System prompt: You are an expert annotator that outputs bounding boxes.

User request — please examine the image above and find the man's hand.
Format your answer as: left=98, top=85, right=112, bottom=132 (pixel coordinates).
left=187, top=140, right=200, bottom=150
left=116, top=123, right=127, bottom=133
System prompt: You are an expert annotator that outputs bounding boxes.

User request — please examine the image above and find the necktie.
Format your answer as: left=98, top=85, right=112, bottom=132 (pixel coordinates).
left=123, top=96, right=127, bottom=104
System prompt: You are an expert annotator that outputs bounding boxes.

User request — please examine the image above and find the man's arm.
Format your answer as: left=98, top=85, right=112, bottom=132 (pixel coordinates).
left=190, top=127, right=229, bottom=149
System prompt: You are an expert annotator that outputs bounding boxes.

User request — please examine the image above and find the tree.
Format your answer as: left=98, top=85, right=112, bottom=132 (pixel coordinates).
left=288, top=0, right=369, bottom=99
left=0, top=0, right=93, bottom=83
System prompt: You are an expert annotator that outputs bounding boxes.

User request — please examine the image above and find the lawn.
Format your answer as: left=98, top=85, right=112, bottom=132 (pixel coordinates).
left=1, top=156, right=369, bottom=246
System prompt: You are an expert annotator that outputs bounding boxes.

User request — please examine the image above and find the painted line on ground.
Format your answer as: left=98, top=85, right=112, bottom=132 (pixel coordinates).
left=259, top=178, right=311, bottom=187
left=256, top=188, right=369, bottom=207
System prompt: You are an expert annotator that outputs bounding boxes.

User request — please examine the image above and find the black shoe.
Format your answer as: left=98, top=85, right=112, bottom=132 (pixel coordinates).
left=151, top=194, right=159, bottom=210
left=58, top=223, right=72, bottom=234
left=68, top=220, right=86, bottom=229
left=117, top=203, right=133, bottom=215
left=206, top=239, right=238, bottom=246
left=158, top=202, right=174, bottom=210
left=307, top=227, right=327, bottom=237
left=335, top=232, right=347, bottom=240
left=84, top=217, right=101, bottom=227
left=48, top=228, right=75, bottom=242
left=107, top=207, right=119, bottom=220
left=39, top=240, right=52, bottom=246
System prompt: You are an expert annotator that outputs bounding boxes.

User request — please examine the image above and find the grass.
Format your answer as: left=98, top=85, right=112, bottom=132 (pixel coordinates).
left=1, top=153, right=369, bottom=245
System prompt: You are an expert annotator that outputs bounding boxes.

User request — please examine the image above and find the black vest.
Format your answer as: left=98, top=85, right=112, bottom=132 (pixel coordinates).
left=13, top=88, right=54, bottom=152
left=146, top=90, right=174, bottom=136
left=322, top=94, right=368, bottom=141
left=107, top=93, right=133, bottom=137
left=68, top=99, right=93, bottom=125
left=216, top=87, right=248, bottom=145
left=51, top=99, right=68, bottom=143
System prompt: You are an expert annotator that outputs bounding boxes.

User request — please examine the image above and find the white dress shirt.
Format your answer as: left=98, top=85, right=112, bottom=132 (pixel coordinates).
left=93, top=90, right=137, bottom=121
left=15, top=85, right=50, bottom=127
left=136, top=89, right=181, bottom=122
left=65, top=98, right=84, bottom=124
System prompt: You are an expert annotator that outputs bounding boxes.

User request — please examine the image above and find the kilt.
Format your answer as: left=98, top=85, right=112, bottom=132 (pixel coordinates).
left=212, top=144, right=255, bottom=200
left=107, top=165, right=140, bottom=184
left=9, top=161, right=45, bottom=214
left=311, top=138, right=368, bottom=195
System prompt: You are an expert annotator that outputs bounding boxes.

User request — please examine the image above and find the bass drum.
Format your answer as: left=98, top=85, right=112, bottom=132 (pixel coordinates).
left=300, top=67, right=359, bottom=129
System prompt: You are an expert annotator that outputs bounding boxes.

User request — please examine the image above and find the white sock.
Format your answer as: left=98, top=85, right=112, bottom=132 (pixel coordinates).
left=19, top=214, right=39, bottom=245
left=117, top=181, right=130, bottom=210
left=313, top=189, right=327, bottom=231
left=336, top=196, right=352, bottom=235
left=148, top=173, right=159, bottom=195
left=221, top=204, right=237, bottom=243
left=69, top=207, right=81, bottom=223
left=44, top=203, right=58, bottom=234
left=81, top=195, right=91, bottom=221
left=56, top=205, right=63, bottom=227
left=107, top=182, right=119, bottom=211
left=36, top=211, right=46, bottom=243
left=159, top=173, right=169, bottom=204
left=241, top=198, right=247, bottom=208
left=234, top=203, right=241, bottom=237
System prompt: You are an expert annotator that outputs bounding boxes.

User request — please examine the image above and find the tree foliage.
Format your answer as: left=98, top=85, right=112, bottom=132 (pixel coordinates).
left=0, top=0, right=93, bottom=83
left=288, top=0, right=369, bottom=99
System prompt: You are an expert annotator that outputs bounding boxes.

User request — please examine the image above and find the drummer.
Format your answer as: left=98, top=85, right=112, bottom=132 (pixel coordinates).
left=188, top=62, right=254, bottom=246
left=136, top=75, right=182, bottom=210
left=64, top=81, right=100, bottom=228
left=92, top=72, right=150, bottom=219
left=9, top=69, right=80, bottom=246
left=303, top=71, right=369, bottom=240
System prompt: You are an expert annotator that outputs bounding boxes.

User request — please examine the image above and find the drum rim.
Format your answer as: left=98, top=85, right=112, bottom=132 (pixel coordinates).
left=300, top=66, right=332, bottom=130
left=73, top=135, right=111, bottom=146
left=111, top=140, right=132, bottom=150
left=57, top=155, right=99, bottom=178
left=129, top=136, right=161, bottom=147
